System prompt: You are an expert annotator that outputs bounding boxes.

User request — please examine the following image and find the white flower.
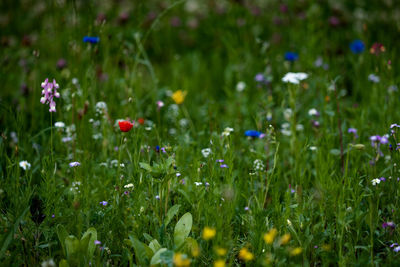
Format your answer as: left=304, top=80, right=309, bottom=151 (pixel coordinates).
left=222, top=127, right=234, bottom=137
left=296, top=124, right=304, bottom=131
left=283, top=108, right=292, bottom=121
left=201, top=148, right=212, bottom=158
left=124, top=183, right=134, bottom=189
left=194, top=182, right=203, bottom=186
left=308, top=108, right=319, bottom=116
left=253, top=159, right=265, bottom=171
left=281, top=129, right=291, bottom=136
left=19, top=160, right=31, bottom=170
left=371, top=178, right=381, bottom=186
left=282, top=72, right=308, bottom=84
left=236, top=81, right=246, bottom=92
left=54, top=121, right=65, bottom=128
left=309, top=146, right=317, bottom=151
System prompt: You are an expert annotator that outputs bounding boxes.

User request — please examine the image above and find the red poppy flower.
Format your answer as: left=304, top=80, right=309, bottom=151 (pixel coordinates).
left=118, top=120, right=133, bottom=132
left=138, top=118, right=145, bottom=125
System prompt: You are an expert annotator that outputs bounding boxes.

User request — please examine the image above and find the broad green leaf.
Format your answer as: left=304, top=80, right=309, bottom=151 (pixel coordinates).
left=183, top=237, right=199, bottom=257
left=79, top=232, right=91, bottom=256
left=139, top=162, right=152, bottom=172
left=81, top=227, right=97, bottom=258
left=149, top=239, right=161, bottom=253
left=174, top=212, right=192, bottom=248
left=160, top=249, right=174, bottom=267
left=65, top=235, right=79, bottom=259
left=128, top=235, right=154, bottom=265
left=165, top=204, right=181, bottom=228
left=150, top=248, right=167, bottom=266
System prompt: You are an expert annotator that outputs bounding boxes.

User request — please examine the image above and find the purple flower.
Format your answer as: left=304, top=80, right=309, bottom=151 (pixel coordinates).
left=176, top=172, right=181, bottom=177
left=244, top=206, right=249, bottom=211
left=51, top=214, right=55, bottom=218
left=99, top=201, right=108, bottom=206
left=391, top=243, right=398, bottom=248
left=94, top=240, right=101, bottom=245
left=390, top=124, right=400, bottom=129
left=254, top=73, right=265, bottom=82
left=69, top=161, right=81, bottom=167
left=216, top=159, right=224, bottom=163
left=348, top=128, right=357, bottom=134
left=40, top=78, right=60, bottom=112
left=155, top=195, right=160, bottom=200
left=394, top=246, right=400, bottom=252
left=382, top=221, right=395, bottom=229
left=220, top=164, right=228, bottom=168
left=380, top=177, right=386, bottom=182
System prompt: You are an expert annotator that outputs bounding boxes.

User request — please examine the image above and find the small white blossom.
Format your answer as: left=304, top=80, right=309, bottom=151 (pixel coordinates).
left=283, top=108, right=292, bottom=121
left=54, top=121, right=65, bottom=128
left=236, top=81, right=246, bottom=92
left=222, top=127, right=234, bottom=137
left=308, top=108, right=319, bottom=116
left=201, top=148, right=212, bottom=158
left=371, top=178, right=381, bottom=186
left=194, top=182, right=203, bottom=186
left=282, top=72, right=308, bottom=84
left=19, top=160, right=31, bottom=170
left=124, top=183, right=134, bottom=189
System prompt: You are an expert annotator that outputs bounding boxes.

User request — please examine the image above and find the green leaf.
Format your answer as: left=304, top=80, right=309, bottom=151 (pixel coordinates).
left=150, top=248, right=167, bottom=266
left=139, top=162, right=153, bottom=172
left=149, top=239, right=161, bottom=253
left=79, top=232, right=91, bottom=256
left=65, top=235, right=80, bottom=260
left=59, top=259, right=69, bottom=267
left=128, top=235, right=153, bottom=265
left=183, top=237, right=199, bottom=257
left=143, top=233, right=154, bottom=243
left=160, top=249, right=174, bottom=267
left=165, top=204, right=181, bottom=228
left=81, top=227, right=97, bottom=258
left=56, top=225, right=69, bottom=257
left=174, top=212, right=192, bottom=248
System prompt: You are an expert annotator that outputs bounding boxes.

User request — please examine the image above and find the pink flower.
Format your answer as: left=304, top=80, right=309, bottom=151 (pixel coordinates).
left=40, top=78, right=60, bottom=112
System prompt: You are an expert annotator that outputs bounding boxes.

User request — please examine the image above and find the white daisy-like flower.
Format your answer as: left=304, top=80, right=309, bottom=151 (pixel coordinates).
left=308, top=108, right=319, bottom=116
left=19, top=160, right=31, bottom=170
left=194, top=182, right=203, bottom=186
left=282, top=72, right=308, bottom=84
left=54, top=121, right=65, bottom=128
left=124, top=183, right=134, bottom=189
left=201, top=148, right=212, bottom=158
left=236, top=81, right=246, bottom=92
left=371, top=178, right=381, bottom=186
left=222, top=127, right=234, bottom=137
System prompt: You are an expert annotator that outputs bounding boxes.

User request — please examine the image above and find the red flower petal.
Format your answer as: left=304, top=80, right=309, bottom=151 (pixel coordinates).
left=118, top=120, right=133, bottom=132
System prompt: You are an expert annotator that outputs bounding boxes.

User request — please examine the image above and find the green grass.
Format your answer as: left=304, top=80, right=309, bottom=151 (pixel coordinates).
left=1, top=0, right=400, bottom=266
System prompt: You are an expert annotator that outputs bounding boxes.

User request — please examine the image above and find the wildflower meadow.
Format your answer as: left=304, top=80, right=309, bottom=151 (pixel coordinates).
left=1, top=1, right=400, bottom=266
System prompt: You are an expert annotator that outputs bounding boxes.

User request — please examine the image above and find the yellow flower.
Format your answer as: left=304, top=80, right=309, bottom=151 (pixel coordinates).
left=202, top=227, right=216, bottom=241
left=173, top=253, right=191, bottom=267
left=263, top=228, right=278, bottom=244
left=172, top=90, right=187, bottom=104
left=213, top=259, right=225, bottom=267
left=215, top=247, right=227, bottom=256
left=290, top=247, right=302, bottom=256
left=191, top=246, right=200, bottom=258
left=238, top=248, right=254, bottom=261
left=279, top=233, right=291, bottom=245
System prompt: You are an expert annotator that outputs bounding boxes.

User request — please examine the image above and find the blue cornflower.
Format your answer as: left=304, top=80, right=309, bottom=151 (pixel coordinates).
left=245, top=130, right=262, bottom=138
left=284, top=52, right=299, bottom=62
left=350, top=40, right=365, bottom=54
left=83, top=36, right=100, bottom=44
